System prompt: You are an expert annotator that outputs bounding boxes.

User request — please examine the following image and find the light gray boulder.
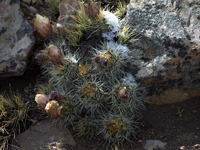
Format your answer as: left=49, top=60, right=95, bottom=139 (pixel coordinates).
left=123, top=0, right=200, bottom=104
left=0, top=0, right=35, bottom=77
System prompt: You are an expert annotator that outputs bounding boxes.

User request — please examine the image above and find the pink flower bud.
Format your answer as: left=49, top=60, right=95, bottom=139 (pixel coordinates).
left=35, top=94, right=50, bottom=110
left=34, top=14, right=52, bottom=38
left=118, top=87, right=130, bottom=100
left=45, top=101, right=63, bottom=119
left=47, top=44, right=62, bottom=62
left=85, top=1, right=100, bottom=19
left=49, top=91, right=61, bottom=101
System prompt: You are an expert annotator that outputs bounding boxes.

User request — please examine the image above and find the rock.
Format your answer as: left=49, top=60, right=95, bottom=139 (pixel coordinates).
left=36, top=0, right=43, bottom=6
left=22, top=0, right=31, bottom=5
left=10, top=120, right=75, bottom=150
left=143, top=140, right=167, bottom=150
left=29, top=6, right=38, bottom=14
left=148, top=147, right=154, bottom=150
left=180, top=146, right=186, bottom=150
left=123, top=0, right=200, bottom=104
left=32, top=0, right=37, bottom=5
left=0, top=0, right=35, bottom=77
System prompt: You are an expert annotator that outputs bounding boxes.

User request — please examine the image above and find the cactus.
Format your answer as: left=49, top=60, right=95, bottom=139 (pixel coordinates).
left=97, top=111, right=141, bottom=146
left=34, top=1, right=146, bottom=147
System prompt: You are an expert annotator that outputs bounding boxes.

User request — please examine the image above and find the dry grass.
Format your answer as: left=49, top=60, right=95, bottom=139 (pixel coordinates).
left=0, top=87, right=30, bottom=150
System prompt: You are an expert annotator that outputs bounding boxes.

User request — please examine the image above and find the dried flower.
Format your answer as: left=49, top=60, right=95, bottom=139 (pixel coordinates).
left=107, top=119, right=124, bottom=136
left=78, top=63, right=91, bottom=75
left=45, top=100, right=63, bottom=119
left=118, top=87, right=130, bottom=100
left=85, top=0, right=99, bottom=19
left=49, top=91, right=61, bottom=101
left=82, top=84, right=96, bottom=98
left=47, top=44, right=62, bottom=62
left=34, top=14, right=52, bottom=38
left=35, top=94, right=50, bottom=110
left=94, top=56, right=110, bottom=68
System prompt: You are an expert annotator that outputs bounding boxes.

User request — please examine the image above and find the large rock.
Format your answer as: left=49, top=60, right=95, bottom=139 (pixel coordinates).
left=0, top=0, right=35, bottom=77
left=123, top=0, right=200, bottom=104
left=10, top=120, right=75, bottom=150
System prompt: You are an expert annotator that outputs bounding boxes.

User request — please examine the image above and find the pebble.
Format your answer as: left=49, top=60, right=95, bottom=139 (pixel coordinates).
left=28, top=95, right=35, bottom=100
left=23, top=0, right=31, bottom=5
left=29, top=6, right=38, bottom=14
left=138, top=140, right=143, bottom=143
left=32, top=0, right=37, bottom=5
left=143, top=140, right=167, bottom=150
left=180, top=146, right=185, bottom=150
left=194, top=144, right=200, bottom=148
left=148, top=147, right=154, bottom=150
left=193, top=110, right=197, bottom=113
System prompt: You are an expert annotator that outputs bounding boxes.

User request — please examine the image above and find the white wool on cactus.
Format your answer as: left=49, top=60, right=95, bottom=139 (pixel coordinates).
left=107, top=41, right=131, bottom=58
left=122, top=73, right=137, bottom=87
left=102, top=11, right=121, bottom=40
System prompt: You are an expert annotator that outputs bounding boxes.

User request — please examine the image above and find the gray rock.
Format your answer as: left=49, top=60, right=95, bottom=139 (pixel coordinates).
left=143, top=140, right=167, bottom=150
left=10, top=119, right=76, bottom=150
left=29, top=6, right=38, bottom=14
left=0, top=0, right=35, bottom=77
left=123, top=0, right=200, bottom=104
left=22, top=0, right=31, bottom=5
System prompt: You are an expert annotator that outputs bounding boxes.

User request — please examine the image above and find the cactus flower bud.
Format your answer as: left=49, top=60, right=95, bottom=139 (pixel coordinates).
left=49, top=91, right=61, bottom=101
left=85, top=1, right=100, bottom=19
left=35, top=94, right=50, bottom=110
left=118, top=87, right=130, bottom=100
left=34, top=14, right=52, bottom=38
left=47, top=44, right=62, bottom=62
left=45, top=100, right=63, bottom=119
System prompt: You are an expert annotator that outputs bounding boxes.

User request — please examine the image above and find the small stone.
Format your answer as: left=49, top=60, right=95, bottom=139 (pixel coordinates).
left=23, top=0, right=31, bottom=5
left=28, top=95, right=35, bottom=100
left=180, top=146, right=186, bottom=150
left=148, top=147, right=154, bottom=150
left=37, top=0, right=43, bottom=5
left=196, top=127, right=200, bottom=130
left=32, top=0, right=37, bottom=5
left=194, top=144, right=200, bottom=148
left=143, top=140, right=167, bottom=150
left=138, top=140, right=143, bottom=143
left=193, top=110, right=197, bottom=113
left=29, top=6, right=38, bottom=14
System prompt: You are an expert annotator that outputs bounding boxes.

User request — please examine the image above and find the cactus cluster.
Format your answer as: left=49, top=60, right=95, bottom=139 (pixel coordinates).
left=34, top=0, right=146, bottom=147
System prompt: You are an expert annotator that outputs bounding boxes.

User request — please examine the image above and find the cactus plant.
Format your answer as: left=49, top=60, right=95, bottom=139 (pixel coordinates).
left=34, top=0, right=146, bottom=147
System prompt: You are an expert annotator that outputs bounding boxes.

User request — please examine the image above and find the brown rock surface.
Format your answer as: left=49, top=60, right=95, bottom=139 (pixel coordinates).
left=10, top=119, right=75, bottom=150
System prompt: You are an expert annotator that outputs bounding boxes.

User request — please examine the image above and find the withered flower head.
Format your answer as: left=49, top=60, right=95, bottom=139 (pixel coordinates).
left=45, top=100, right=63, bottom=119
left=49, top=91, right=61, bottom=101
